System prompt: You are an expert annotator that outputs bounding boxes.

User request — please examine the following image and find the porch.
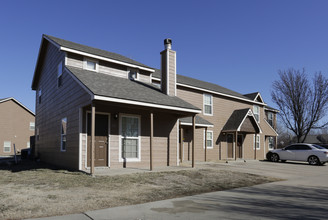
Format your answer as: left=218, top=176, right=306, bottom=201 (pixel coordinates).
left=78, top=101, right=200, bottom=175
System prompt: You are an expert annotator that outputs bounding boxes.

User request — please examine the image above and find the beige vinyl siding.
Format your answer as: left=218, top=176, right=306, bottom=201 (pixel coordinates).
left=177, top=85, right=268, bottom=161
left=138, top=70, right=152, bottom=83
left=0, top=100, right=35, bottom=156
left=66, top=53, right=83, bottom=68
left=168, top=50, right=176, bottom=96
left=98, top=60, right=128, bottom=78
left=35, top=43, right=91, bottom=169
left=66, top=53, right=153, bottom=83
left=80, top=104, right=178, bottom=170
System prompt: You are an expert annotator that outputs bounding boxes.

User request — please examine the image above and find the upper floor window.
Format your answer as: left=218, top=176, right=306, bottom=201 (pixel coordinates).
left=267, top=112, right=273, bottom=127
left=57, top=61, right=63, bottom=87
left=203, top=94, right=213, bottom=115
left=29, top=122, right=35, bottom=131
left=253, top=105, right=260, bottom=122
left=128, top=69, right=139, bottom=81
left=38, top=88, right=42, bottom=104
left=84, top=58, right=98, bottom=72
left=61, top=117, right=67, bottom=152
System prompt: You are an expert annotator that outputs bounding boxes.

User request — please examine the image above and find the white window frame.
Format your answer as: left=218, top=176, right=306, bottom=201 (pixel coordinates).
left=203, top=130, right=213, bottom=149
left=253, top=105, right=260, bottom=123
left=3, top=141, right=11, bottom=153
left=27, top=142, right=30, bottom=148
left=83, top=57, right=99, bottom=72
left=203, top=93, right=213, bottom=116
left=253, top=134, right=260, bottom=150
left=29, top=122, right=35, bottom=131
left=127, top=68, right=139, bottom=81
left=57, top=61, right=63, bottom=87
left=119, top=114, right=141, bottom=162
left=60, top=117, right=67, bottom=152
left=268, top=137, right=274, bottom=150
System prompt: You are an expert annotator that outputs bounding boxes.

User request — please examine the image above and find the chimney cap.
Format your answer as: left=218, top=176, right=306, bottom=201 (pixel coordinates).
left=164, top=38, right=172, bottom=49
left=164, top=38, right=172, bottom=45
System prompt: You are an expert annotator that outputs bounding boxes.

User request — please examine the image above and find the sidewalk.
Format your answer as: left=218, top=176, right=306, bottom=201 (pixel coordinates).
left=27, top=161, right=328, bottom=220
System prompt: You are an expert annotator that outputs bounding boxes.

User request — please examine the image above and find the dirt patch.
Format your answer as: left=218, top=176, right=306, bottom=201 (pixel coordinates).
left=0, top=161, right=280, bottom=220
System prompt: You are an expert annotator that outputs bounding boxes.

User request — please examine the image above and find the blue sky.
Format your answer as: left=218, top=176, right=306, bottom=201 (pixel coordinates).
left=1, top=0, right=328, bottom=113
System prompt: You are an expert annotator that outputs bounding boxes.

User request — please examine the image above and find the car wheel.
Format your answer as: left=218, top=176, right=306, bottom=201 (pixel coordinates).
left=266, top=152, right=272, bottom=160
left=308, top=156, right=320, bottom=165
left=271, top=153, right=279, bottom=162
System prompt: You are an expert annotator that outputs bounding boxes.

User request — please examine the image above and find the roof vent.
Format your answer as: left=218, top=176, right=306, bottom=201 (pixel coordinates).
left=164, top=38, right=172, bottom=49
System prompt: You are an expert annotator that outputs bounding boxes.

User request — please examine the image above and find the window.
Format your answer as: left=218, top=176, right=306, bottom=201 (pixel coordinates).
left=29, top=122, right=35, bottom=131
left=84, top=58, right=98, bottom=71
left=120, top=115, right=140, bottom=161
left=268, top=137, right=274, bottom=150
left=38, top=88, right=42, bottom=104
left=203, top=94, right=213, bottom=115
left=57, top=61, right=63, bottom=87
left=128, top=69, right=138, bottom=80
left=61, top=118, right=67, bottom=152
left=285, top=145, right=297, bottom=150
left=204, top=130, right=213, bottom=148
left=254, top=134, right=260, bottom=150
left=3, top=141, right=11, bottom=153
left=297, top=145, right=311, bottom=150
left=267, top=112, right=273, bottom=127
left=253, top=105, right=260, bottom=122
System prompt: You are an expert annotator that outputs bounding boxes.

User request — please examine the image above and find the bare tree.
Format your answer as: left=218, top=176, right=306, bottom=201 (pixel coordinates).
left=276, top=122, right=292, bottom=148
left=271, top=68, right=328, bottom=143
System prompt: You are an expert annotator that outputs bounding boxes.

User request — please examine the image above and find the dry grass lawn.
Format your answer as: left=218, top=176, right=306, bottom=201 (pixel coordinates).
left=0, top=160, right=279, bottom=220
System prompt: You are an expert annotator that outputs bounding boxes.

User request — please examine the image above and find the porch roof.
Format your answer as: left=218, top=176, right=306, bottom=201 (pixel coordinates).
left=222, top=108, right=262, bottom=133
left=67, top=66, right=201, bottom=114
left=180, top=115, right=213, bottom=128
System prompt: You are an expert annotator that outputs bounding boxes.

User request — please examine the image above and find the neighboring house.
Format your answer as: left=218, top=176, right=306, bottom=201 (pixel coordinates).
left=0, top=98, right=35, bottom=157
left=31, top=35, right=278, bottom=172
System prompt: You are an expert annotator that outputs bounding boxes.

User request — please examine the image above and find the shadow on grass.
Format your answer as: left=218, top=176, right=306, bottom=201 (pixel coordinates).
left=0, top=157, right=73, bottom=173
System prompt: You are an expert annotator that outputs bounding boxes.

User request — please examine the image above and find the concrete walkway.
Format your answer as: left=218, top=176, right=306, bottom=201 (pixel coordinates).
left=27, top=161, right=328, bottom=220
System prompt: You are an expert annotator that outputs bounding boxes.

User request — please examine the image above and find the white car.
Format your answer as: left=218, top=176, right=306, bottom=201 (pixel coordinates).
left=267, top=143, right=328, bottom=165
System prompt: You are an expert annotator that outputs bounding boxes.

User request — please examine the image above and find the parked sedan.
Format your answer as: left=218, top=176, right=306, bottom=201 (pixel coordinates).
left=266, top=143, right=328, bottom=165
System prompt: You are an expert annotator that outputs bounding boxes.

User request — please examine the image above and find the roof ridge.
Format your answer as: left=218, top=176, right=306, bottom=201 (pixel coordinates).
left=44, top=34, right=152, bottom=69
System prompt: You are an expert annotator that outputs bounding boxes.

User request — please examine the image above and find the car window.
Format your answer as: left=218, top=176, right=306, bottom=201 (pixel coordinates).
left=285, top=145, right=297, bottom=150
left=297, top=145, right=311, bottom=150
left=312, top=144, right=325, bottom=149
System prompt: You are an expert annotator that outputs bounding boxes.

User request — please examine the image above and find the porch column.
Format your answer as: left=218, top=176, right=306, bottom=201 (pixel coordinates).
left=150, top=112, right=153, bottom=171
left=204, top=127, right=207, bottom=162
left=235, top=131, right=238, bottom=160
left=192, top=115, right=195, bottom=168
left=275, top=136, right=278, bottom=149
left=179, top=125, right=183, bottom=163
left=91, top=103, right=96, bottom=176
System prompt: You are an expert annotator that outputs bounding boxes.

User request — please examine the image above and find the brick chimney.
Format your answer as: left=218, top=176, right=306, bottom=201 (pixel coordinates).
left=161, top=38, right=176, bottom=96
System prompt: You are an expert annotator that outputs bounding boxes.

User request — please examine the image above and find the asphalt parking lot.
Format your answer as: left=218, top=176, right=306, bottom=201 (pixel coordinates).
left=29, top=160, right=328, bottom=220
